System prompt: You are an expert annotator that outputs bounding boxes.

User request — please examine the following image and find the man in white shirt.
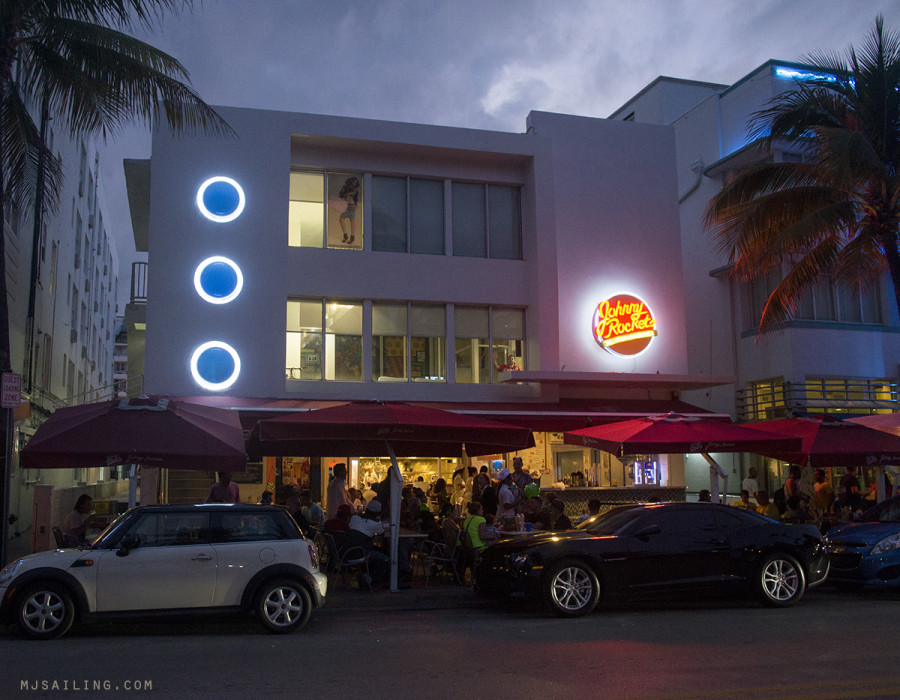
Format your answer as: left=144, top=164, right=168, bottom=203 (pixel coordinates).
left=326, top=462, right=354, bottom=520
left=742, top=467, right=759, bottom=501
left=496, top=468, right=516, bottom=524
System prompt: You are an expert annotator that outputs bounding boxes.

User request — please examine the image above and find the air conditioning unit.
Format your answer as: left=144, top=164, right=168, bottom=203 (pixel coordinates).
left=70, top=329, right=77, bottom=344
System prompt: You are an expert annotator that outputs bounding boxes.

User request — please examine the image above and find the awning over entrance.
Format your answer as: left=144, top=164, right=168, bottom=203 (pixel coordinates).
left=181, top=396, right=724, bottom=433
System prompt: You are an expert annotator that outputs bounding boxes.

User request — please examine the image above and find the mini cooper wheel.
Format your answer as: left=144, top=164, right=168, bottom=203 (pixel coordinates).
left=256, top=579, right=311, bottom=633
left=16, top=582, right=76, bottom=639
left=757, top=553, right=805, bottom=607
left=543, top=559, right=600, bottom=617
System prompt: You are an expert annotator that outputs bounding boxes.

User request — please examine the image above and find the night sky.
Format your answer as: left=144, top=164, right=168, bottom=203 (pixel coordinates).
left=99, top=0, right=900, bottom=309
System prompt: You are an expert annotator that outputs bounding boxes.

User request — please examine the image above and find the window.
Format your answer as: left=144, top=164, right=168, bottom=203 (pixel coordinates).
left=746, top=378, right=786, bottom=421
left=452, top=183, right=486, bottom=257
left=290, top=169, right=519, bottom=259
left=371, top=303, right=446, bottom=382
left=372, top=176, right=444, bottom=254
left=286, top=299, right=362, bottom=381
left=455, top=306, right=525, bottom=384
left=288, top=170, right=364, bottom=250
left=804, top=377, right=898, bottom=414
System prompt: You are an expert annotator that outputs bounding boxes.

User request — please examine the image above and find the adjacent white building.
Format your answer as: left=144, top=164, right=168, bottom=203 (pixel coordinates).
left=4, top=128, right=123, bottom=550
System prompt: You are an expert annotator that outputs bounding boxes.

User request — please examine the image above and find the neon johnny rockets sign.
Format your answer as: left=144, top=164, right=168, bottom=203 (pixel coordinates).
left=592, top=294, right=658, bottom=356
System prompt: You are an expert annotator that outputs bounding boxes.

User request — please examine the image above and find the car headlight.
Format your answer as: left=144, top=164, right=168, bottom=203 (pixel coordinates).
left=0, top=559, right=23, bottom=586
left=871, top=532, right=900, bottom=556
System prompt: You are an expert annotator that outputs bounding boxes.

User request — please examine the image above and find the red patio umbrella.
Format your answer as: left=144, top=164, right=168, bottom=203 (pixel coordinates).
left=847, top=412, right=900, bottom=438
left=21, top=396, right=248, bottom=508
left=750, top=414, right=900, bottom=468
left=22, top=396, right=247, bottom=471
left=251, top=401, right=535, bottom=591
left=251, top=400, right=535, bottom=457
left=565, top=413, right=802, bottom=504
left=564, top=412, right=802, bottom=456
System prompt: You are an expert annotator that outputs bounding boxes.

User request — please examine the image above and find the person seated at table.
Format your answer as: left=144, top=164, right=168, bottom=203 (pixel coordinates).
left=299, top=490, right=324, bottom=537
left=347, top=500, right=392, bottom=586
left=576, top=498, right=602, bottom=524
left=549, top=499, right=572, bottom=530
left=522, top=494, right=550, bottom=531
left=461, top=502, right=498, bottom=553
left=756, top=490, right=781, bottom=520
left=324, top=504, right=353, bottom=552
left=62, top=494, right=100, bottom=546
left=731, top=490, right=754, bottom=509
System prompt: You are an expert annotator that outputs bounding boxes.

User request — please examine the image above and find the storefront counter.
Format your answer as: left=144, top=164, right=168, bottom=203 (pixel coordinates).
left=547, top=486, right=686, bottom=519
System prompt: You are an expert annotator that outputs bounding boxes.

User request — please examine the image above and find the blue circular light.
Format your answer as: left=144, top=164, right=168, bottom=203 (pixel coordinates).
left=194, top=256, right=244, bottom=304
left=190, top=341, right=241, bottom=391
left=196, top=177, right=245, bottom=222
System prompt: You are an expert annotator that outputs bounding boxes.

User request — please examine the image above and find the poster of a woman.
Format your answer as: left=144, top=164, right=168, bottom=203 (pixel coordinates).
left=328, top=173, right=363, bottom=248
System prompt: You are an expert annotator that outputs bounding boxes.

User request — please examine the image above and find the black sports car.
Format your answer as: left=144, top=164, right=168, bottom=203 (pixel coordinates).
left=474, top=502, right=830, bottom=617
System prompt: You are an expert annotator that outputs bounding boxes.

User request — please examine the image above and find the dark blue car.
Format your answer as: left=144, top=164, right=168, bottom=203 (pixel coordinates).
left=825, top=496, right=900, bottom=590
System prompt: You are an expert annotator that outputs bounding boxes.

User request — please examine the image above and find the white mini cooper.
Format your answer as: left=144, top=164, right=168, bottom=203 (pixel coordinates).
left=0, top=504, right=327, bottom=639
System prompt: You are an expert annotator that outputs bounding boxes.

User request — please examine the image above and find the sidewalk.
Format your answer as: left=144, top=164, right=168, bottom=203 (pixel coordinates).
left=323, top=579, right=481, bottom=612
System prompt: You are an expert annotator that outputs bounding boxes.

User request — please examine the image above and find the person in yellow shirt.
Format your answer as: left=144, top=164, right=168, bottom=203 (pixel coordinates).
left=731, top=489, right=754, bottom=509
left=755, top=490, right=781, bottom=520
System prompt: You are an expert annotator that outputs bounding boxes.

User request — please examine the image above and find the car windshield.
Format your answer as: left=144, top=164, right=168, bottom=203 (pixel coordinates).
left=89, top=510, right=134, bottom=549
left=577, top=505, right=643, bottom=535
left=857, top=498, right=900, bottom=524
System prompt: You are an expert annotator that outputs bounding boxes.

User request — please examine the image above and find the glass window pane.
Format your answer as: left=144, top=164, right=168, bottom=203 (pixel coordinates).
left=410, top=179, right=444, bottom=255
left=287, top=299, right=322, bottom=332
left=452, top=182, right=486, bottom=257
left=455, top=337, right=489, bottom=384
left=861, top=284, right=882, bottom=323
left=411, top=305, right=444, bottom=336
left=454, top=306, right=488, bottom=337
left=372, top=303, right=407, bottom=335
left=372, top=176, right=407, bottom=252
left=837, top=286, right=862, bottom=323
left=412, top=336, right=445, bottom=382
left=286, top=331, right=323, bottom=380
left=813, top=279, right=836, bottom=320
left=372, top=303, right=408, bottom=381
left=488, top=185, right=521, bottom=259
left=412, top=305, right=446, bottom=382
left=327, top=173, right=363, bottom=250
left=288, top=171, right=324, bottom=248
left=373, top=335, right=407, bottom=381
left=492, top=307, right=524, bottom=339
left=326, top=301, right=362, bottom=381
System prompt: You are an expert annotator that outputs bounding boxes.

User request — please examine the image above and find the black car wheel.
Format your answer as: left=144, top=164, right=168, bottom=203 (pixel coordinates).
left=543, top=559, right=600, bottom=617
left=757, top=553, right=805, bottom=607
left=16, top=582, right=76, bottom=639
left=255, top=579, right=312, bottom=633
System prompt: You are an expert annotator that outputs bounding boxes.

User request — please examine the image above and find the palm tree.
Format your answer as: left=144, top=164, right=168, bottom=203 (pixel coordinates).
left=0, top=0, right=231, bottom=564
left=704, top=15, right=900, bottom=334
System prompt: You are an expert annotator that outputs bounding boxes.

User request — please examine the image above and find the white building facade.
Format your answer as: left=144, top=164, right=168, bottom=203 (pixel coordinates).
left=4, top=128, right=122, bottom=551
left=610, top=61, right=900, bottom=492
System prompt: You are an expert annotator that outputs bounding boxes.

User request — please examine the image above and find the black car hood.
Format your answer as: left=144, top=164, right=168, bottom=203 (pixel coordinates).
left=487, top=530, right=603, bottom=553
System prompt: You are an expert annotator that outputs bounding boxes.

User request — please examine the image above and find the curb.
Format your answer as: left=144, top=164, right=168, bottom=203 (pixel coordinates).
left=323, top=583, right=480, bottom=612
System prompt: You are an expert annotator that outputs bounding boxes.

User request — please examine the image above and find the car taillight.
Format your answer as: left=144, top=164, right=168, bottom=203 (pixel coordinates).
left=308, top=542, right=320, bottom=569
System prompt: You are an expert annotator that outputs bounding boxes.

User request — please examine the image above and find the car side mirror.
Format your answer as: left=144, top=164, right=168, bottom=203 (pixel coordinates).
left=635, top=524, right=661, bottom=541
left=116, top=533, right=141, bottom=557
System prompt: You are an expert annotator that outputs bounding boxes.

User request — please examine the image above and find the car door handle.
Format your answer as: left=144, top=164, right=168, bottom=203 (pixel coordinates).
left=191, top=554, right=213, bottom=561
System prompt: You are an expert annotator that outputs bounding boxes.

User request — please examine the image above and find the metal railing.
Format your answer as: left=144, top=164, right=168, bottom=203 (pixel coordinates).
left=736, top=380, right=900, bottom=421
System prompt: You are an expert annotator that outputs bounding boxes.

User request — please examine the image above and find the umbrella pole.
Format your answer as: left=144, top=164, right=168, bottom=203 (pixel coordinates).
left=701, top=453, right=728, bottom=504
left=128, top=464, right=138, bottom=508
left=387, top=442, right=401, bottom=593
